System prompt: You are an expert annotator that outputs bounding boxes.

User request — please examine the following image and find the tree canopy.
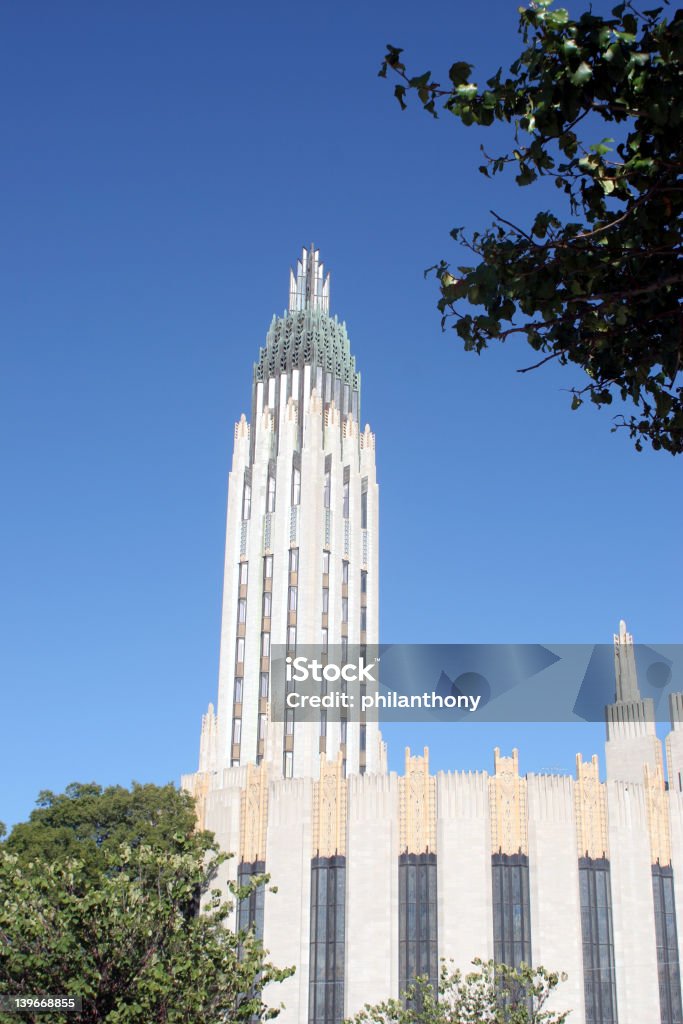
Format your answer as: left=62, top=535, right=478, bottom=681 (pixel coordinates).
left=380, top=1, right=683, bottom=453
left=0, top=840, right=292, bottom=1024
left=2, top=782, right=214, bottom=884
left=348, top=958, right=569, bottom=1024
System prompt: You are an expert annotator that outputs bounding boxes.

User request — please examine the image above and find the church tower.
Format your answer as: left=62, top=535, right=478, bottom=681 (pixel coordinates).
left=182, top=251, right=683, bottom=1024
left=194, top=245, right=384, bottom=781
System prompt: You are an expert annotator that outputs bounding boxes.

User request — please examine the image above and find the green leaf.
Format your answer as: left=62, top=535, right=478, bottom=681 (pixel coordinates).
left=569, top=61, right=593, bottom=85
left=448, top=61, right=473, bottom=86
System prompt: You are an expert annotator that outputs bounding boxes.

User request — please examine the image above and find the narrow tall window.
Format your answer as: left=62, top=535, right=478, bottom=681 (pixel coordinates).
left=342, top=561, right=349, bottom=585
left=232, top=719, right=242, bottom=744
left=259, top=672, right=269, bottom=698
left=342, top=480, right=349, bottom=518
left=398, top=853, right=438, bottom=1001
left=361, top=570, right=368, bottom=594
left=237, top=860, right=266, bottom=938
left=262, top=592, right=272, bottom=619
left=292, top=465, right=301, bottom=506
left=287, top=626, right=296, bottom=651
left=360, top=477, right=368, bottom=529
left=242, top=475, right=252, bottom=520
left=284, top=750, right=293, bottom=777
left=236, top=637, right=245, bottom=665
left=309, top=857, right=346, bottom=1024
left=289, top=548, right=299, bottom=574
left=341, top=598, right=348, bottom=623
left=322, top=550, right=330, bottom=575
left=267, top=472, right=276, bottom=513
left=321, top=627, right=328, bottom=651
left=579, top=858, right=618, bottom=1024
left=360, top=607, right=367, bottom=633
left=323, top=467, right=331, bottom=509
left=653, top=864, right=683, bottom=1024
left=289, top=586, right=298, bottom=612
left=322, top=588, right=329, bottom=614
left=237, top=598, right=247, bottom=623
left=264, top=554, right=273, bottom=579
left=239, top=561, right=249, bottom=586
left=492, top=853, right=532, bottom=969
left=261, top=633, right=270, bottom=658
left=234, top=677, right=243, bottom=704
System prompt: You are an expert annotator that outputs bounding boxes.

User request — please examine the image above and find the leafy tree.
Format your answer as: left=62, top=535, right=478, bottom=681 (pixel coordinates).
left=347, top=959, right=569, bottom=1024
left=379, top=1, right=683, bottom=453
left=3, top=782, right=214, bottom=884
left=0, top=841, right=293, bottom=1024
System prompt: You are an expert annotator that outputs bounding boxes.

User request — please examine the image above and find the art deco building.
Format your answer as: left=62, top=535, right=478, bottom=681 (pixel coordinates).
left=183, top=248, right=683, bottom=1024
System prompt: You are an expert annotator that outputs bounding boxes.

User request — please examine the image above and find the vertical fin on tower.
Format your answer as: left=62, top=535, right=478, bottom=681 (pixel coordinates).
left=288, top=244, right=331, bottom=314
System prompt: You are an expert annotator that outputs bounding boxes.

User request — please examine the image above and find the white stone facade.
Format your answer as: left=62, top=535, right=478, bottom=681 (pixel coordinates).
left=183, top=740, right=683, bottom=1024
left=182, top=250, right=683, bottom=1024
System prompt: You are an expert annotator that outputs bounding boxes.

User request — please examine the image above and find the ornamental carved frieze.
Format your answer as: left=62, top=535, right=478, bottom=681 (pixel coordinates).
left=399, top=747, right=436, bottom=854
left=489, top=748, right=528, bottom=856
left=240, top=762, right=269, bottom=863
left=575, top=754, right=609, bottom=859
left=187, top=771, right=211, bottom=833
left=645, top=761, right=672, bottom=867
left=313, top=753, right=347, bottom=857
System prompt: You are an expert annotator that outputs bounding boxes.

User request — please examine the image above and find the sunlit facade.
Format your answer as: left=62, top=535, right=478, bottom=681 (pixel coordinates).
left=183, top=248, right=683, bottom=1024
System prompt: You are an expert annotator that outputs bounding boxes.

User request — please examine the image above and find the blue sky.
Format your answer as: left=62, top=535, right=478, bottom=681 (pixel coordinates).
left=1, top=0, right=681, bottom=830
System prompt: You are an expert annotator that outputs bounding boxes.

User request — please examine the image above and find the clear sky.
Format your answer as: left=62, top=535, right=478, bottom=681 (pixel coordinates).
left=1, top=0, right=681, bottom=831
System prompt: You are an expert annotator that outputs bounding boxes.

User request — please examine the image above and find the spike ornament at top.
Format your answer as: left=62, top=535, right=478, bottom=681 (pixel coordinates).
left=614, top=618, right=640, bottom=702
left=288, top=244, right=331, bottom=314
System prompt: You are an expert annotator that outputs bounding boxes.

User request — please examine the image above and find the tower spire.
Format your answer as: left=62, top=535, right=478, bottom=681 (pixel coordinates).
left=614, top=618, right=640, bottom=702
left=288, top=244, right=330, bottom=314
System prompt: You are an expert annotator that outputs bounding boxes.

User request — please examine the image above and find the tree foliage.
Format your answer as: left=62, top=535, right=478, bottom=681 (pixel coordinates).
left=2, top=782, right=214, bottom=884
left=0, top=840, right=292, bottom=1024
left=347, top=959, right=569, bottom=1024
left=380, top=1, right=683, bottom=453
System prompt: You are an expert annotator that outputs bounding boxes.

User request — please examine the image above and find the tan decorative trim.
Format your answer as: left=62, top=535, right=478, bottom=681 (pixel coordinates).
left=286, top=395, right=298, bottom=424
left=240, top=762, right=269, bottom=862
left=313, top=753, right=347, bottom=856
left=490, top=748, right=528, bottom=856
left=325, top=401, right=340, bottom=429
left=309, top=388, right=323, bottom=415
left=343, top=414, right=358, bottom=439
left=645, top=761, right=672, bottom=867
left=185, top=771, right=211, bottom=832
left=399, top=747, right=436, bottom=854
left=575, top=754, right=609, bottom=859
